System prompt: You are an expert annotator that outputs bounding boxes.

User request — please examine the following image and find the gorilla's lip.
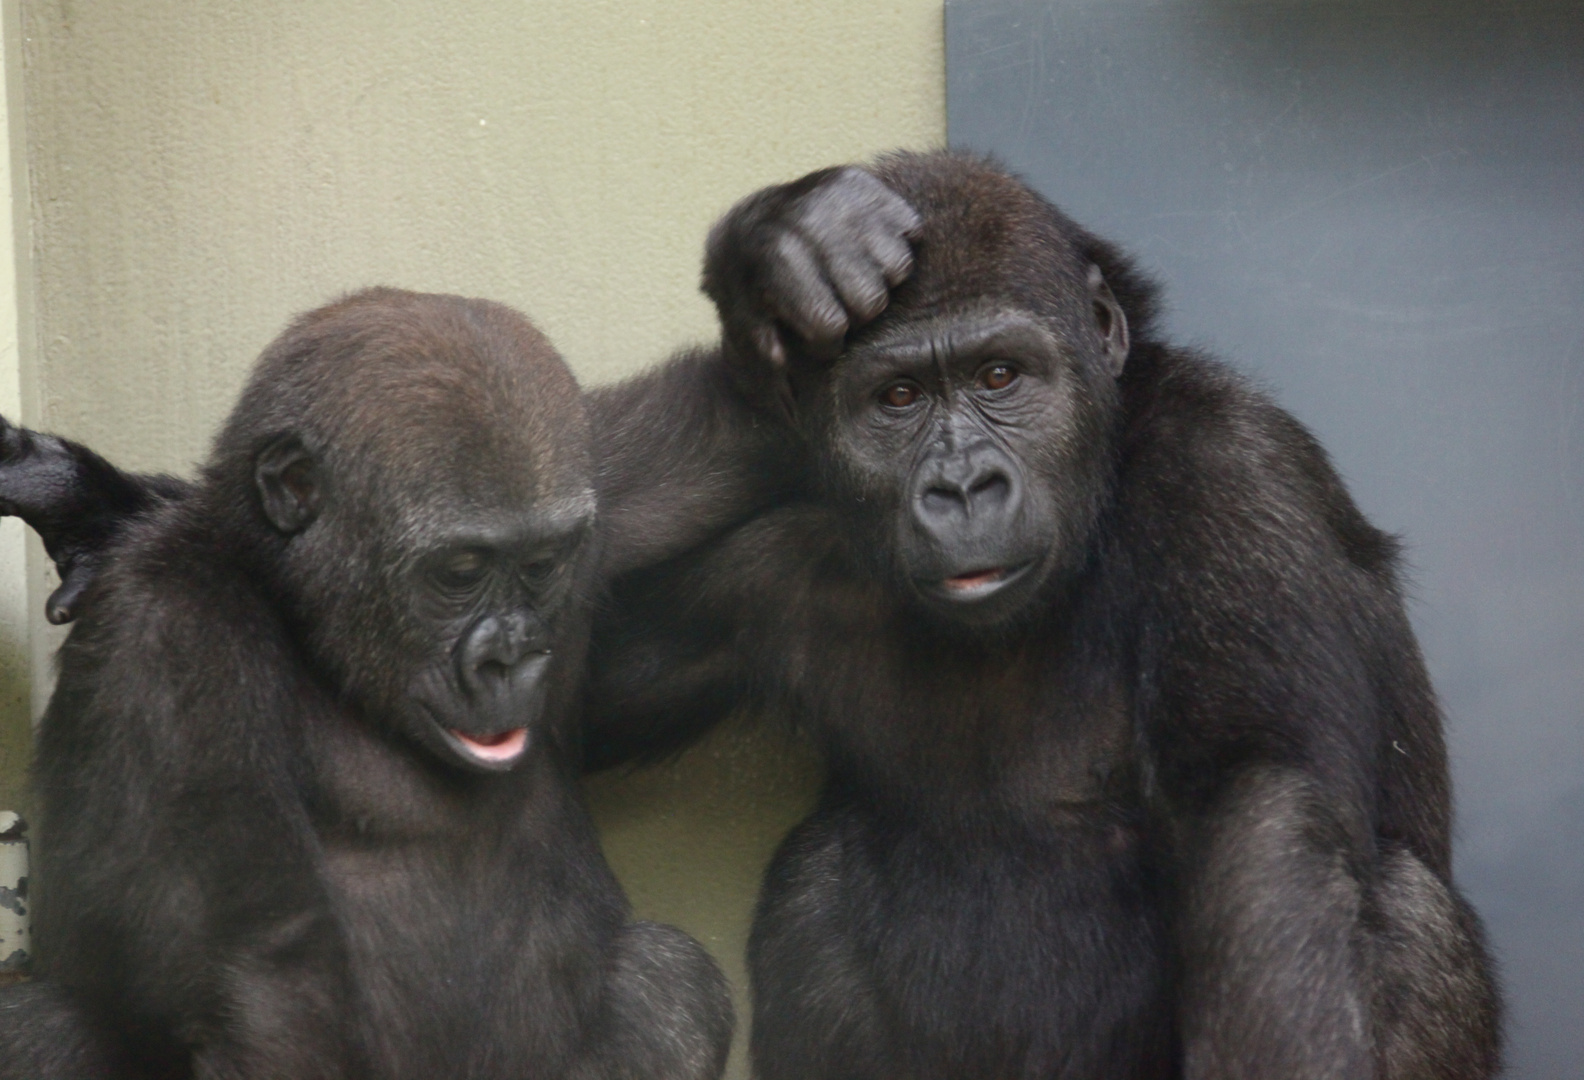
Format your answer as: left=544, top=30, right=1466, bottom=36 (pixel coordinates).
left=414, top=700, right=534, bottom=773
left=927, top=561, right=1034, bottom=602
left=446, top=726, right=530, bottom=766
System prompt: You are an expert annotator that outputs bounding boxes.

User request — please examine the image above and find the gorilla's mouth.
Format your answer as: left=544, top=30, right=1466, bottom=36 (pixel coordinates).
left=445, top=726, right=530, bottom=766
left=934, top=562, right=1033, bottom=601
left=413, top=699, right=535, bottom=773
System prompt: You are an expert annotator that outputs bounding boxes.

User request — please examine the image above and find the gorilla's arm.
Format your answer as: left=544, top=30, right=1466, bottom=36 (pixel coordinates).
left=588, top=167, right=919, bottom=579
left=582, top=167, right=923, bottom=761
left=19, top=587, right=357, bottom=1079
left=580, top=524, right=759, bottom=771
left=1124, top=397, right=1500, bottom=1079
left=581, top=506, right=831, bottom=770
left=0, top=416, right=189, bottom=623
left=585, top=350, right=800, bottom=580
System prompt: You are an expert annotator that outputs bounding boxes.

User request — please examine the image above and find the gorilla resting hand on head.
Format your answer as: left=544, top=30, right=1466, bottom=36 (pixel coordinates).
left=585, top=152, right=1502, bottom=1079
left=0, top=289, right=732, bottom=1080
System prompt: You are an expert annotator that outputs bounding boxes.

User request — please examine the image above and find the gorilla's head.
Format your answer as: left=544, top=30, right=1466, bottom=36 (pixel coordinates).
left=207, top=289, right=596, bottom=773
left=792, top=152, right=1157, bottom=628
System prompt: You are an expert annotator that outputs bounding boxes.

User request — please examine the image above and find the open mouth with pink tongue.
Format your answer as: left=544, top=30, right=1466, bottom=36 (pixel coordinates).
left=946, top=568, right=1009, bottom=591
left=447, top=726, right=530, bottom=766
left=926, top=561, right=1034, bottom=604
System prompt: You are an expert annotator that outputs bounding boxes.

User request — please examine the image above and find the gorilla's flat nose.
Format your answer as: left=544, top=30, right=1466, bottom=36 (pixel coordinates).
left=916, top=449, right=1017, bottom=531
left=459, top=612, right=549, bottom=698
left=920, top=470, right=1012, bottom=522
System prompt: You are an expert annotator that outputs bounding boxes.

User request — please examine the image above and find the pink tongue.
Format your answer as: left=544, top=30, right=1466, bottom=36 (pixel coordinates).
left=450, top=727, right=529, bottom=761
left=946, top=568, right=1005, bottom=590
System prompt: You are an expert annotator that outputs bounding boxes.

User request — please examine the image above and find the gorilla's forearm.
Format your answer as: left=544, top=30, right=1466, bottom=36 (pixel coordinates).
left=586, top=346, right=801, bottom=580
left=583, top=170, right=919, bottom=581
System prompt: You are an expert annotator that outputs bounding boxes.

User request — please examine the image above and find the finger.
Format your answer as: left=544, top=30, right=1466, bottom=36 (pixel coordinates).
left=845, top=167, right=921, bottom=234
left=885, top=194, right=924, bottom=240
left=747, top=321, right=787, bottom=370
left=771, top=369, right=797, bottom=425
left=798, top=171, right=918, bottom=318
left=814, top=240, right=891, bottom=326
left=865, top=226, right=916, bottom=288
left=843, top=184, right=917, bottom=287
left=764, top=233, right=849, bottom=346
left=47, top=566, right=91, bottom=624
left=734, top=321, right=796, bottom=421
left=828, top=169, right=921, bottom=241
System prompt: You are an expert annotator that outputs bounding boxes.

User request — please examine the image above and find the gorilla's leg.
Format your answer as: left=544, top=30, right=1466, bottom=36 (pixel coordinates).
left=570, top=921, right=733, bottom=1080
left=1371, top=847, right=1502, bottom=1080
left=747, top=814, right=890, bottom=1080
left=0, top=980, right=142, bottom=1080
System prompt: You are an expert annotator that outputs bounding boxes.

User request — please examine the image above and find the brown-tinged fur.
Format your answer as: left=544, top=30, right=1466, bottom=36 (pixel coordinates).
left=0, top=290, right=732, bottom=1080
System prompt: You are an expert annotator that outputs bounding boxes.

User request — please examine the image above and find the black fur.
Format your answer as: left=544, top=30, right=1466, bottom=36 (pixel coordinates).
left=0, top=156, right=1503, bottom=1078
left=0, top=289, right=732, bottom=1080
left=588, top=151, right=1502, bottom=1080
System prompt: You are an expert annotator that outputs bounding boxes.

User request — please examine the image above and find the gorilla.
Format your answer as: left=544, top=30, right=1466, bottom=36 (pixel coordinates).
left=0, top=289, right=733, bottom=1079
left=0, top=154, right=1501, bottom=1079
left=585, top=152, right=1502, bottom=1079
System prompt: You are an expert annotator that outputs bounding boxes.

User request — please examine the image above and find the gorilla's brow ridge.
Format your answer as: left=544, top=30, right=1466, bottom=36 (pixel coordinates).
left=847, top=309, right=1064, bottom=377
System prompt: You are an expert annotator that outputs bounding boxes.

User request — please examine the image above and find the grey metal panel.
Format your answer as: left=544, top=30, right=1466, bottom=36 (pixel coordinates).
left=946, top=2, right=1584, bottom=1076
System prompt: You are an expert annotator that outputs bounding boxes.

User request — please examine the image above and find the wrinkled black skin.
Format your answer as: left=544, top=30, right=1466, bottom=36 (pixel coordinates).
left=0, top=289, right=734, bottom=1080
left=588, top=152, right=1502, bottom=1079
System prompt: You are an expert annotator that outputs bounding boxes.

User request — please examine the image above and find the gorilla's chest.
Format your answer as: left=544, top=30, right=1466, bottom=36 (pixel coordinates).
left=805, top=620, right=1139, bottom=818
left=317, top=837, right=603, bottom=1076
left=303, top=716, right=612, bottom=1076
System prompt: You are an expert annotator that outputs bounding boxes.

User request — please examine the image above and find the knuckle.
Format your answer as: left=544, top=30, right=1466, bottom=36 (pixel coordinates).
left=770, top=231, right=802, bottom=266
left=813, top=306, right=849, bottom=341
left=854, top=281, right=889, bottom=319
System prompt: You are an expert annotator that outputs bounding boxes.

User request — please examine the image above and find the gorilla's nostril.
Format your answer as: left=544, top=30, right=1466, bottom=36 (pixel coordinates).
left=476, top=659, right=511, bottom=684
left=970, top=474, right=1010, bottom=500
left=920, top=487, right=967, bottom=522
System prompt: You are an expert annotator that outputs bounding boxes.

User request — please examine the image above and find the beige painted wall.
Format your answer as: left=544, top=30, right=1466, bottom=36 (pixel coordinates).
left=0, top=1, right=34, bottom=826
left=0, top=1, right=943, bottom=1073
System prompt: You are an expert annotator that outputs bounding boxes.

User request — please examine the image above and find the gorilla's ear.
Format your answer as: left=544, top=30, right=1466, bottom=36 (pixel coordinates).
left=1087, top=263, right=1130, bottom=377
left=255, top=434, right=322, bottom=534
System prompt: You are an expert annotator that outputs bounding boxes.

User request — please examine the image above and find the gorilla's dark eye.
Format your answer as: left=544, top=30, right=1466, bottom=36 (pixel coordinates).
left=880, top=381, right=923, bottom=409
left=978, top=364, right=1018, bottom=392
left=522, top=558, right=559, bottom=584
left=433, top=548, right=490, bottom=591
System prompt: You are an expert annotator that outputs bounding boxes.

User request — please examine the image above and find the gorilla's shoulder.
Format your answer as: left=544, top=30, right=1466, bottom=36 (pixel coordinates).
left=56, top=499, right=297, bottom=715
left=1116, top=344, right=1401, bottom=581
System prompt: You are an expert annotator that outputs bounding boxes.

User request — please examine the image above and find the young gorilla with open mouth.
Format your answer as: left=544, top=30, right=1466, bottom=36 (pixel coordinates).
left=0, top=289, right=733, bottom=1079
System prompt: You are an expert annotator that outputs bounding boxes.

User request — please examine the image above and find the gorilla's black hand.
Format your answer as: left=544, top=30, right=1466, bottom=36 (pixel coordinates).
left=703, top=166, right=921, bottom=417
left=0, top=415, right=181, bottom=623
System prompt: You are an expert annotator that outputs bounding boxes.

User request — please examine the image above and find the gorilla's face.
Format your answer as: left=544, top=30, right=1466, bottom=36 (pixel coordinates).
left=238, top=291, right=597, bottom=775
left=263, top=432, right=598, bottom=774
left=389, top=490, right=597, bottom=773
left=813, top=287, right=1126, bottom=628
